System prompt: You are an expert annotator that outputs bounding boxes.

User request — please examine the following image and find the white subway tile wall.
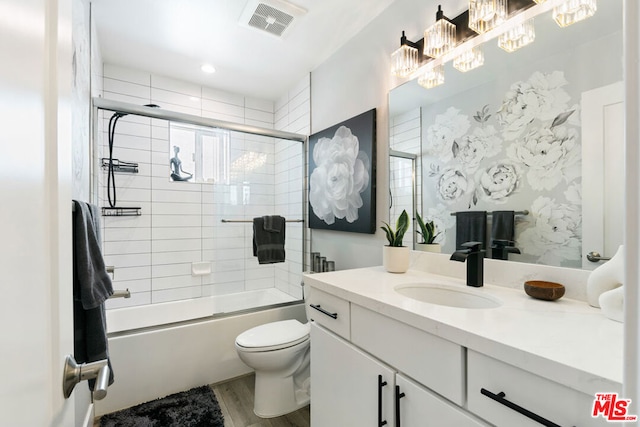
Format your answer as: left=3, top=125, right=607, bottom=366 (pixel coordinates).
left=100, top=65, right=310, bottom=310
left=389, top=108, right=422, bottom=247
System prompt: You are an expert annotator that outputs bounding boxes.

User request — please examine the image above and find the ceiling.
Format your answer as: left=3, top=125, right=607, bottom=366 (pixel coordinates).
left=91, top=0, right=396, bottom=101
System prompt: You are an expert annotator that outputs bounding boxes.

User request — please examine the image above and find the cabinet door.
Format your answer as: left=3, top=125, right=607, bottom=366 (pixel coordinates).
left=396, top=374, right=488, bottom=427
left=311, top=323, right=395, bottom=427
left=467, top=350, right=606, bottom=427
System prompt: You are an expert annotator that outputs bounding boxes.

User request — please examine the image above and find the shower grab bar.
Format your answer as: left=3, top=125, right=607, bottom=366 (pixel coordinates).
left=450, top=210, right=529, bottom=216
left=221, top=219, right=304, bottom=223
left=109, top=289, right=131, bottom=299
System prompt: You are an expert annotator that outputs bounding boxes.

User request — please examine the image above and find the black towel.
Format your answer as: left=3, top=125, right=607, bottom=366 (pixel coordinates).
left=253, top=216, right=286, bottom=264
left=491, top=210, right=515, bottom=242
left=73, top=201, right=113, bottom=309
left=72, top=200, right=114, bottom=390
left=455, top=211, right=487, bottom=250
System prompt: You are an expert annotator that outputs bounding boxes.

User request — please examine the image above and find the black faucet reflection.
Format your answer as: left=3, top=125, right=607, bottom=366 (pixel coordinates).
left=491, top=239, right=521, bottom=260
left=450, top=242, right=485, bottom=288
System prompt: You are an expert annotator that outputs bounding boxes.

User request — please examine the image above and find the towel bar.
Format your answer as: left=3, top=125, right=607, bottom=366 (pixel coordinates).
left=221, top=219, right=304, bottom=223
left=450, top=210, right=529, bottom=216
left=109, top=289, right=130, bottom=299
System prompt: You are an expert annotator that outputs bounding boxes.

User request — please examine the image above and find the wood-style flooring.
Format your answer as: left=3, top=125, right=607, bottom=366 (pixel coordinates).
left=94, top=373, right=310, bottom=427
left=212, top=373, right=310, bottom=427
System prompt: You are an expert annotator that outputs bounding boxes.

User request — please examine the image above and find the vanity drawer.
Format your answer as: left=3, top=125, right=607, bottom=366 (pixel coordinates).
left=306, top=286, right=350, bottom=339
left=467, top=350, right=602, bottom=427
left=351, top=304, right=464, bottom=405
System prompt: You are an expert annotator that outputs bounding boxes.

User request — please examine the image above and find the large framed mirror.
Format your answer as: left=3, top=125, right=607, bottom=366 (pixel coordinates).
left=389, top=0, right=623, bottom=269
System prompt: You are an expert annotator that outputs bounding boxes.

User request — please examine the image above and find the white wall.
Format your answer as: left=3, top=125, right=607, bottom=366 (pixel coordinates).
left=310, top=0, right=467, bottom=269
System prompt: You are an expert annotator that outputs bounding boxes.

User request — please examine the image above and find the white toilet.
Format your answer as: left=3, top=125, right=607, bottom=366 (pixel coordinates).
left=235, top=319, right=311, bottom=418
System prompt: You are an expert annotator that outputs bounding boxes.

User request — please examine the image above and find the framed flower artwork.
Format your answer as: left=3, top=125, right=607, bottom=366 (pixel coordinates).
left=308, top=109, right=376, bottom=233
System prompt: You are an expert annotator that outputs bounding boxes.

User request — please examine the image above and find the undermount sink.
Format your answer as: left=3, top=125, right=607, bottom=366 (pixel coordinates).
left=395, top=283, right=502, bottom=309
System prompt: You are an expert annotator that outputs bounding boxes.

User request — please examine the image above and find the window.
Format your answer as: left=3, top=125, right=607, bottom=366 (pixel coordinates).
left=169, top=123, right=230, bottom=184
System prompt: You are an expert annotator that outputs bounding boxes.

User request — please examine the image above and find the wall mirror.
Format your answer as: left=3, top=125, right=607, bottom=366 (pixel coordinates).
left=389, top=0, right=623, bottom=269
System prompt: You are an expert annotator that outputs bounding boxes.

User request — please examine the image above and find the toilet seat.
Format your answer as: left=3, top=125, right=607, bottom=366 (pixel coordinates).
left=236, top=320, right=310, bottom=352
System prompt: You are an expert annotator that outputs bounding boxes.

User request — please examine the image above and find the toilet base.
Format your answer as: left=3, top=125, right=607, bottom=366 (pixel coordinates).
left=253, top=371, right=310, bottom=418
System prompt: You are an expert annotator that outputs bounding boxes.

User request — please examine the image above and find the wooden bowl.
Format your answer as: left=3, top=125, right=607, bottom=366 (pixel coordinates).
left=524, top=280, right=565, bottom=301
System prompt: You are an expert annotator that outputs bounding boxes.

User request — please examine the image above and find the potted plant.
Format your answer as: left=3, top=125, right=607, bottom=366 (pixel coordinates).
left=415, top=212, right=441, bottom=253
left=381, top=210, right=410, bottom=273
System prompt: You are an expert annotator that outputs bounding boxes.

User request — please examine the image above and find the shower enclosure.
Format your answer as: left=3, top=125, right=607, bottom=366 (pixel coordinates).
left=93, top=99, right=307, bottom=331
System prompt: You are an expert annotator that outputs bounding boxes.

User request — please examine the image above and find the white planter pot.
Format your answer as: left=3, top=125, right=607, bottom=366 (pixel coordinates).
left=415, top=243, right=441, bottom=253
left=383, top=246, right=410, bottom=273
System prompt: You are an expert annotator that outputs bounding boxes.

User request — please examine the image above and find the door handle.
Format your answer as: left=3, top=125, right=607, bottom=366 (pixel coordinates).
left=63, top=355, right=110, bottom=400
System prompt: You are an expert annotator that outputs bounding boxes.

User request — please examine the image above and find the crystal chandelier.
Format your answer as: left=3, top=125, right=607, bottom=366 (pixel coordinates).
left=418, top=65, right=445, bottom=89
left=553, top=0, right=597, bottom=27
left=468, top=0, right=508, bottom=34
left=453, top=47, right=485, bottom=72
left=424, top=5, right=457, bottom=58
left=498, top=19, right=536, bottom=52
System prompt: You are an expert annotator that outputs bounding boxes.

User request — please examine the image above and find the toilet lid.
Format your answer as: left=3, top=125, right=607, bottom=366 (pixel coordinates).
left=236, top=319, right=310, bottom=349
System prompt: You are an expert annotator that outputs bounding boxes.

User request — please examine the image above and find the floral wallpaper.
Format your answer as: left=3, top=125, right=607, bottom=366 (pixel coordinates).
left=423, top=70, right=584, bottom=267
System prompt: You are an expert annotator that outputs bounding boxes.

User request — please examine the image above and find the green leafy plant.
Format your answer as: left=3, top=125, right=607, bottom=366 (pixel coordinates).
left=381, top=210, right=409, bottom=247
left=416, top=212, right=439, bottom=244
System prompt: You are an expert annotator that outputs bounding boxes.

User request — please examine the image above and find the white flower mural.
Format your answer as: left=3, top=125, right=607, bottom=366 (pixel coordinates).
left=497, top=71, right=571, bottom=141
left=518, top=196, right=582, bottom=265
left=453, top=125, right=502, bottom=172
left=475, top=161, right=520, bottom=204
left=309, top=126, right=370, bottom=225
left=436, top=167, right=469, bottom=203
left=507, top=124, right=580, bottom=191
left=425, top=107, right=470, bottom=162
left=422, top=70, right=583, bottom=266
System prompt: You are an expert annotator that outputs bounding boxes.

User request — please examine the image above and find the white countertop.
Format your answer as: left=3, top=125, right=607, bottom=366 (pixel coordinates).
left=303, top=266, right=623, bottom=397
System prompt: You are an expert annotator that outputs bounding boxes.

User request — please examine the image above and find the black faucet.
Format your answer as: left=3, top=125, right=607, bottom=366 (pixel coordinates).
left=450, top=242, right=484, bottom=287
left=491, top=239, right=521, bottom=260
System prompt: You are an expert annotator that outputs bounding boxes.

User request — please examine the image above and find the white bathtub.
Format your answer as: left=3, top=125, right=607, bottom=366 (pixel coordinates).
left=106, top=288, right=300, bottom=333
left=95, top=290, right=306, bottom=416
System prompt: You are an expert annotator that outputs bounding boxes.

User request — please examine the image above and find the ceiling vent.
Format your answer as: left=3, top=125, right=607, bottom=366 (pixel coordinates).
left=240, top=0, right=307, bottom=38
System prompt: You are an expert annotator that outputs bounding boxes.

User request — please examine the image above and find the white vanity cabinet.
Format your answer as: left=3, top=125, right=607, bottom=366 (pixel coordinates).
left=311, top=323, right=487, bottom=427
left=467, top=350, right=605, bottom=427
left=310, top=323, right=395, bottom=426
left=308, top=284, right=487, bottom=427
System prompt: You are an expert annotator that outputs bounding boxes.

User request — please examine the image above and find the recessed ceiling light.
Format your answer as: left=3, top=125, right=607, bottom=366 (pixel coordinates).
left=201, top=64, right=216, bottom=74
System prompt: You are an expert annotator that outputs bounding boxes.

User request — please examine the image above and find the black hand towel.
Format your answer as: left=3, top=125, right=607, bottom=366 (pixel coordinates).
left=253, top=216, right=286, bottom=264
left=491, top=210, right=515, bottom=242
left=72, top=200, right=114, bottom=390
left=73, top=201, right=113, bottom=309
left=455, top=211, right=487, bottom=250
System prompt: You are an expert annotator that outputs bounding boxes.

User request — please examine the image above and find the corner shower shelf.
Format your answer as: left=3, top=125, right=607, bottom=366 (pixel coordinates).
left=101, top=158, right=139, bottom=174
left=102, top=206, right=142, bottom=217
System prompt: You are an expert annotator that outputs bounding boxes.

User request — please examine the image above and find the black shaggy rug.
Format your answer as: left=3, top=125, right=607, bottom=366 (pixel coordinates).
left=99, top=385, right=224, bottom=427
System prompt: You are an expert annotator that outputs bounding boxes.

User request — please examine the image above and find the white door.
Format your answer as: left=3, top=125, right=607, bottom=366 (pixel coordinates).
left=310, top=323, right=395, bottom=427
left=581, top=82, right=625, bottom=270
left=0, top=0, right=76, bottom=425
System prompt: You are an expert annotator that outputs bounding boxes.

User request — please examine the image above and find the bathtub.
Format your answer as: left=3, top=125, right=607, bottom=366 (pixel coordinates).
left=95, top=289, right=306, bottom=416
left=106, top=287, right=301, bottom=333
